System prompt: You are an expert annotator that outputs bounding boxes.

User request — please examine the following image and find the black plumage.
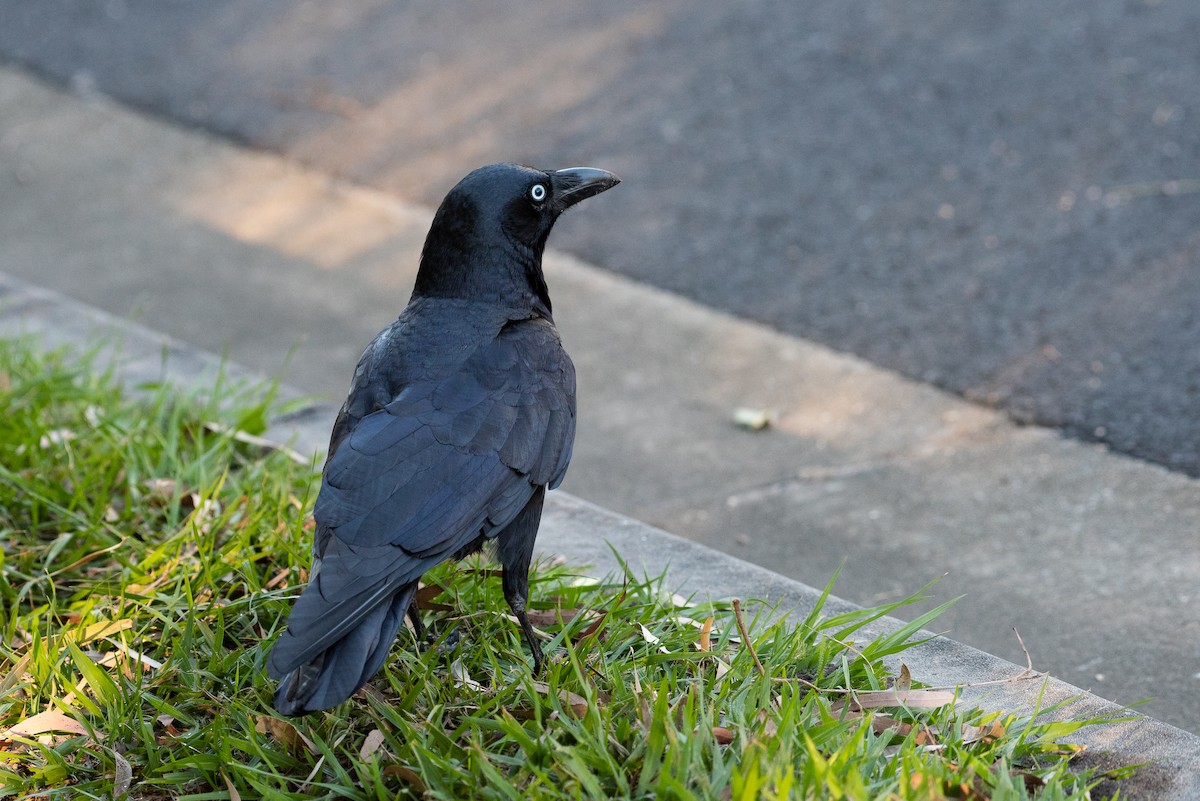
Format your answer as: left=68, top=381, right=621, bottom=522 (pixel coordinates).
left=268, top=163, right=619, bottom=715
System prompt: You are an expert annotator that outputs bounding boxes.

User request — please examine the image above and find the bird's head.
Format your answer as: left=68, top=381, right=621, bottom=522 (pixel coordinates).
left=414, top=163, right=620, bottom=313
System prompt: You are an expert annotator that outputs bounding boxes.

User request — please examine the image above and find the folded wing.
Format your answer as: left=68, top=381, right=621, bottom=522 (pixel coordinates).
left=268, top=318, right=575, bottom=681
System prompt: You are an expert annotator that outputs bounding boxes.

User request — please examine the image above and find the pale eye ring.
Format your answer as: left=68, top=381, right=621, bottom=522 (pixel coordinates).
left=529, top=183, right=547, bottom=202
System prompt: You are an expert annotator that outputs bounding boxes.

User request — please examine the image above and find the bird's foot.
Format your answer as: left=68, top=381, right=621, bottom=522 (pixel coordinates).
left=433, top=623, right=462, bottom=654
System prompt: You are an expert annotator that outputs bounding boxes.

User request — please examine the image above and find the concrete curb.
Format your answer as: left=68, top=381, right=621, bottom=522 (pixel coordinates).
left=4, top=269, right=1200, bottom=797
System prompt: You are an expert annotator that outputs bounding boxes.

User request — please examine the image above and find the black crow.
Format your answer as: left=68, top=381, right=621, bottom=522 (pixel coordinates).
left=268, top=163, right=619, bottom=715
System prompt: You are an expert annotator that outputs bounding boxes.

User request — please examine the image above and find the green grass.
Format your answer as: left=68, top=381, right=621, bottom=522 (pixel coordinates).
left=0, top=337, right=1132, bottom=800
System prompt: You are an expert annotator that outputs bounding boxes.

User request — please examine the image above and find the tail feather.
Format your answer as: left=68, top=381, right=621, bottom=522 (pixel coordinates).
left=272, top=582, right=418, bottom=715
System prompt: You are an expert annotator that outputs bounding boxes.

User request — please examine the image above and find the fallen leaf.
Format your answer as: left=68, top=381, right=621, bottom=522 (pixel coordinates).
left=525, top=609, right=564, bottom=627
left=100, top=638, right=163, bottom=671
left=525, top=607, right=600, bottom=628
left=1038, top=742, right=1087, bottom=757
left=450, top=659, right=485, bottom=691
left=222, top=773, right=243, bottom=801
left=637, top=695, right=653, bottom=731
left=755, top=709, right=779, bottom=738
left=572, top=609, right=609, bottom=643
left=359, top=683, right=389, bottom=707
left=871, top=714, right=909, bottom=736
left=6, top=709, right=89, bottom=738
left=961, top=719, right=1006, bottom=744
left=414, top=582, right=448, bottom=608
left=698, top=617, right=714, bottom=652
left=501, top=613, right=552, bottom=641
left=265, top=568, right=292, bottom=590
left=873, top=714, right=940, bottom=747
left=112, top=749, right=133, bottom=797
left=360, top=729, right=387, bottom=761
left=383, top=764, right=427, bottom=793
left=638, top=623, right=669, bottom=654
left=64, top=619, right=134, bottom=647
left=155, top=714, right=181, bottom=738
left=531, top=681, right=589, bottom=718
left=1017, top=769, right=1047, bottom=791
left=255, top=716, right=317, bottom=755
left=667, top=592, right=693, bottom=609
left=0, top=652, right=33, bottom=697
left=831, top=688, right=956, bottom=713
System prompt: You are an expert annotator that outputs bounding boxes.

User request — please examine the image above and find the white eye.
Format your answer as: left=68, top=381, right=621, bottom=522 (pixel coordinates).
left=529, top=183, right=547, bottom=202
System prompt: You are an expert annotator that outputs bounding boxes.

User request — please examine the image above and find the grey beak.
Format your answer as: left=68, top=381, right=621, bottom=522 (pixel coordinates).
left=552, top=167, right=621, bottom=211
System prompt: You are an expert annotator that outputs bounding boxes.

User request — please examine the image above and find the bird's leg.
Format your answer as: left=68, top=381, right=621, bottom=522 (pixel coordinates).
left=497, top=488, right=546, bottom=673
left=406, top=601, right=427, bottom=643
left=500, top=544, right=544, bottom=674
left=408, top=597, right=464, bottom=658
left=504, top=569, right=545, bottom=675
left=518, top=609, right=545, bottom=676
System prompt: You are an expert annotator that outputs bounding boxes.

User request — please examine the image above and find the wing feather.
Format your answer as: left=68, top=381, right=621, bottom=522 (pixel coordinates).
left=274, top=314, right=575, bottom=676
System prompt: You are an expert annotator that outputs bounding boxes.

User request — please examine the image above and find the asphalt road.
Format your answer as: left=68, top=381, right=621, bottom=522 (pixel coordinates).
left=3, top=1, right=1200, bottom=475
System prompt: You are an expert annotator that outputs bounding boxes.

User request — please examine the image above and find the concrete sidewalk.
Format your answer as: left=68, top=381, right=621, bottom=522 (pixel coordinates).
left=3, top=271, right=1200, bottom=799
left=2, top=64, right=1200, bottom=740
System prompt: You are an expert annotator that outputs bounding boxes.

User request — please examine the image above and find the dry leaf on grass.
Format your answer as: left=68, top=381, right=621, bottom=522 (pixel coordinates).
left=383, top=764, right=427, bottom=793
left=414, top=582, right=451, bottom=610
left=450, top=658, right=485, bottom=691
left=525, top=607, right=604, bottom=628
left=5, top=709, right=90, bottom=738
left=692, top=616, right=734, bottom=681
left=831, top=688, right=957, bottom=714
left=0, top=652, right=33, bottom=698
left=697, top=617, right=714, bottom=652
left=572, top=609, right=609, bottom=643
left=222, top=772, right=243, bottom=801
left=112, top=749, right=133, bottom=797
left=360, top=729, right=387, bottom=761
left=871, top=715, right=939, bottom=747
left=531, top=681, right=590, bottom=718
left=265, top=568, right=293, bottom=590
left=156, top=714, right=181, bottom=739
left=99, top=638, right=163, bottom=671
left=712, top=726, right=735, bottom=745
left=961, top=719, right=1006, bottom=744
left=64, top=619, right=134, bottom=647
left=500, top=613, right=553, bottom=641
left=910, top=772, right=983, bottom=800
left=525, top=609, right=563, bottom=627
left=255, top=716, right=317, bottom=755
left=638, top=623, right=669, bottom=654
